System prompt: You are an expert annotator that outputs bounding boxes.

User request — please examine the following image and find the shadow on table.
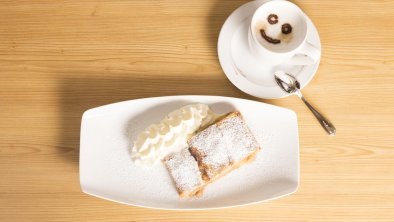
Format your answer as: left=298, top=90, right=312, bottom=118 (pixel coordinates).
left=56, top=0, right=268, bottom=164
left=205, top=0, right=245, bottom=51
left=57, top=73, right=254, bottom=164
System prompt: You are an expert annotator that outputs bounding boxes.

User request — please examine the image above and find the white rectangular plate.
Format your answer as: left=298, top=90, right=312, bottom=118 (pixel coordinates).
left=80, top=96, right=299, bottom=209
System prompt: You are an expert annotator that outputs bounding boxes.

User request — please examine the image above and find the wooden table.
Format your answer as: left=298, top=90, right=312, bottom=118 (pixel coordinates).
left=1, top=0, right=393, bottom=221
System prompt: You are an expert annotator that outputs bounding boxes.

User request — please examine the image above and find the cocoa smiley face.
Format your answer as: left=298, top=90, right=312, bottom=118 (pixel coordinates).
left=260, top=14, right=292, bottom=45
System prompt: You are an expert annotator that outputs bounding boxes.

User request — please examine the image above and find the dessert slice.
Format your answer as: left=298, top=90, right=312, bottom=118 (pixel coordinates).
left=163, top=148, right=204, bottom=198
left=217, top=112, right=260, bottom=164
left=187, top=123, right=231, bottom=180
left=188, top=111, right=260, bottom=182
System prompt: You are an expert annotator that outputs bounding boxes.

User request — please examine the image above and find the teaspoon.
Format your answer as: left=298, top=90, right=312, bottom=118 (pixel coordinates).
left=274, top=71, right=336, bottom=136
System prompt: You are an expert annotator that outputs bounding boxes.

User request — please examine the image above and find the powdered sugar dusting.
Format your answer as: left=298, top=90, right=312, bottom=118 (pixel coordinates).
left=188, top=124, right=230, bottom=178
left=219, top=116, right=260, bottom=162
left=164, top=148, right=203, bottom=193
left=188, top=112, right=260, bottom=179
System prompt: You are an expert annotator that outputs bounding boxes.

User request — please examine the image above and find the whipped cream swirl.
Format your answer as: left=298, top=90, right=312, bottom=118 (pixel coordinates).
left=131, top=104, right=218, bottom=166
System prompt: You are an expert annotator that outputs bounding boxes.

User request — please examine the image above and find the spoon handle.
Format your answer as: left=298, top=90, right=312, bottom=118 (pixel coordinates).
left=299, top=94, right=336, bottom=136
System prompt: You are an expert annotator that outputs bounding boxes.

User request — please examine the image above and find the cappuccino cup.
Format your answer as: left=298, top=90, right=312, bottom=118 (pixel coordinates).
left=248, top=1, right=320, bottom=66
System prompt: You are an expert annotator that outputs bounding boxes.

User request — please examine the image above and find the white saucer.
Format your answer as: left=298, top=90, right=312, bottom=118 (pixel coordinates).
left=218, top=0, right=321, bottom=99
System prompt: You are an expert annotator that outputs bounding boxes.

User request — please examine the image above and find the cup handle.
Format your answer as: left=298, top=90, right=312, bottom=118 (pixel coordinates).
left=287, top=41, right=320, bottom=66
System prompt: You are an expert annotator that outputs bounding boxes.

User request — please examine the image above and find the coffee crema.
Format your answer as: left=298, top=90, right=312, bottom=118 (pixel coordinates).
left=259, top=14, right=293, bottom=45
left=260, top=29, right=281, bottom=44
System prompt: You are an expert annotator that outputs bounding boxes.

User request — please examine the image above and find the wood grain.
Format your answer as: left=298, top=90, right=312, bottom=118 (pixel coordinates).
left=0, top=0, right=393, bottom=221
